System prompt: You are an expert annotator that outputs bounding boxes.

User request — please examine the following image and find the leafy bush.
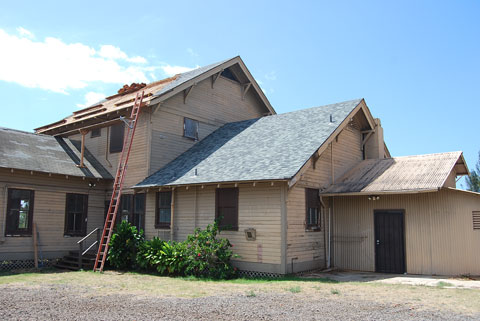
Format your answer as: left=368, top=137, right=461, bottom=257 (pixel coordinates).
left=183, top=221, right=237, bottom=279
left=109, top=220, right=237, bottom=279
left=107, top=221, right=144, bottom=270
left=137, top=238, right=187, bottom=275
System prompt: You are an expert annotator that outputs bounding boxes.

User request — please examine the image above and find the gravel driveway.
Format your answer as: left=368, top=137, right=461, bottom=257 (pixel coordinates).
left=1, top=283, right=478, bottom=321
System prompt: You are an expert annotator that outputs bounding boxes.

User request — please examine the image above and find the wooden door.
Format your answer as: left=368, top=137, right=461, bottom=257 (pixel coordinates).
left=374, top=210, right=405, bottom=274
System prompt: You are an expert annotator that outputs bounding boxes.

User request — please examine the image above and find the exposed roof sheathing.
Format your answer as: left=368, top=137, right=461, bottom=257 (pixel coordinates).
left=135, top=99, right=363, bottom=188
left=321, top=151, right=468, bottom=195
left=0, top=127, right=112, bottom=179
left=35, top=56, right=274, bottom=135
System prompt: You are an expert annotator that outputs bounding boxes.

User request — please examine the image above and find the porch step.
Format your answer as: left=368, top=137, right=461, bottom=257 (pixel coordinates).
left=53, top=250, right=97, bottom=271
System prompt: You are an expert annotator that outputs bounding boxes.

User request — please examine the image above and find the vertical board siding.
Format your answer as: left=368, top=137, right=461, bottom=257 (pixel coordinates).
left=0, top=169, right=107, bottom=259
left=287, top=122, right=363, bottom=268
left=144, top=184, right=282, bottom=265
left=333, top=189, right=480, bottom=275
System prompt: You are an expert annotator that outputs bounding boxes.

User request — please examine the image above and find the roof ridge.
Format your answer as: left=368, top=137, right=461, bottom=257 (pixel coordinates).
left=0, top=126, right=49, bottom=137
left=391, top=151, right=462, bottom=159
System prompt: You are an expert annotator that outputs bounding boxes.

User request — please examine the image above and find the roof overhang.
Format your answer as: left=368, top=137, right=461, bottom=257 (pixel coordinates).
left=320, top=188, right=440, bottom=197
left=149, top=56, right=276, bottom=116
left=132, top=178, right=288, bottom=190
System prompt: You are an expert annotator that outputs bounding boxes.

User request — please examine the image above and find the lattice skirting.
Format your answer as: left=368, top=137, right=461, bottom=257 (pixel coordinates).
left=0, top=259, right=60, bottom=271
left=237, top=270, right=282, bottom=278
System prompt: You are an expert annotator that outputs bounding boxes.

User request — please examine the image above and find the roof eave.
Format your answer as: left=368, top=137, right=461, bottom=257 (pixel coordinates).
left=320, top=188, right=440, bottom=197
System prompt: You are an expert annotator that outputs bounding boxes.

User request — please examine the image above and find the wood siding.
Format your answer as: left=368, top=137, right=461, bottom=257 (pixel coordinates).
left=332, top=189, right=480, bottom=276
left=144, top=183, right=282, bottom=265
left=148, top=76, right=266, bottom=175
left=287, top=124, right=363, bottom=267
left=0, top=169, right=107, bottom=260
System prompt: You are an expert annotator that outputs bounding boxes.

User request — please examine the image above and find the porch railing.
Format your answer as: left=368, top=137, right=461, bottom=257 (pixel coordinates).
left=77, top=227, right=101, bottom=269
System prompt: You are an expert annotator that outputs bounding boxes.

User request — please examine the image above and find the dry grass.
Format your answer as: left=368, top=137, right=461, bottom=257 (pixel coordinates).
left=1, top=269, right=480, bottom=314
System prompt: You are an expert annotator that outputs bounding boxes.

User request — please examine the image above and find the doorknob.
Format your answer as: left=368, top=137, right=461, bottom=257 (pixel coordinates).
left=376, top=240, right=380, bottom=245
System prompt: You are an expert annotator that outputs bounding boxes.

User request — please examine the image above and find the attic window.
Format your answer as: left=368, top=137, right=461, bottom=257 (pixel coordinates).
left=221, top=68, right=239, bottom=83
left=91, top=128, right=101, bottom=138
left=184, top=117, right=199, bottom=140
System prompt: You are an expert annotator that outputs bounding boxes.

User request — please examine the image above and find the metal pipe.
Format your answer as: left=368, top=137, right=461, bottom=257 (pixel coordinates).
left=328, top=206, right=332, bottom=268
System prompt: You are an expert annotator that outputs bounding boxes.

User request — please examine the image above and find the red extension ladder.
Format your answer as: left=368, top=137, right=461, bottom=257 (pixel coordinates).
left=93, top=91, right=145, bottom=272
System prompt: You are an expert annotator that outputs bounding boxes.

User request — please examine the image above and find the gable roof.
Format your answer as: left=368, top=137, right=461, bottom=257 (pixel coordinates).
left=321, top=151, right=469, bottom=196
left=135, top=99, right=364, bottom=188
left=0, top=127, right=112, bottom=179
left=35, top=56, right=274, bottom=135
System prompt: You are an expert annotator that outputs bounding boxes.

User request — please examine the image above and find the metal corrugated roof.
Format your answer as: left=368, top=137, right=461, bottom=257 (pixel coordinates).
left=0, top=127, right=112, bottom=179
left=135, top=99, right=363, bottom=188
left=321, top=152, right=466, bottom=195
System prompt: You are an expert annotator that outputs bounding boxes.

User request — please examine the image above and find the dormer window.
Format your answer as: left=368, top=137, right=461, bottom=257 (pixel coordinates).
left=221, top=68, right=239, bottom=83
left=184, top=117, right=199, bottom=140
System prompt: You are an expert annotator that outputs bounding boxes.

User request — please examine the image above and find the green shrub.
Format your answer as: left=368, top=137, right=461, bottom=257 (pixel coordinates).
left=137, top=238, right=187, bottom=276
left=107, top=221, right=143, bottom=270
left=109, top=220, right=237, bottom=279
left=183, top=221, right=237, bottom=279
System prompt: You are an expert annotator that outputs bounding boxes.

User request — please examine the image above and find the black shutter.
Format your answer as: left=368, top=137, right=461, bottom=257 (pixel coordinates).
left=110, top=122, right=125, bottom=153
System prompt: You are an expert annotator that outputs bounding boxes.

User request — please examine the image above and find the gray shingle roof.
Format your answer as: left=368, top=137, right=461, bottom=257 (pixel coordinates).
left=0, top=127, right=112, bottom=179
left=135, top=99, right=363, bottom=188
left=321, top=152, right=464, bottom=195
left=153, top=58, right=231, bottom=98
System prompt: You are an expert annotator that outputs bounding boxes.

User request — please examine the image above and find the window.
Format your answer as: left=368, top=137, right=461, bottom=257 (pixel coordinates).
left=133, top=193, right=145, bottom=232
left=6, top=189, right=34, bottom=236
left=473, top=211, right=480, bottom=230
left=65, top=193, right=88, bottom=236
left=215, top=188, right=239, bottom=231
left=156, top=191, right=172, bottom=229
left=183, top=118, right=199, bottom=140
left=305, top=188, right=320, bottom=231
left=221, top=68, right=239, bottom=82
left=109, top=122, right=125, bottom=153
left=90, top=128, right=101, bottom=138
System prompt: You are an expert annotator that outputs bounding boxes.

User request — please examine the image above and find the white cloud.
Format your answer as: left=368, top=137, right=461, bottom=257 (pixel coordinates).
left=98, top=45, right=147, bottom=63
left=265, top=71, right=277, bottom=81
left=0, top=28, right=151, bottom=93
left=187, top=48, right=198, bottom=57
left=161, top=64, right=198, bottom=77
left=76, top=91, right=106, bottom=108
left=16, top=27, right=34, bottom=39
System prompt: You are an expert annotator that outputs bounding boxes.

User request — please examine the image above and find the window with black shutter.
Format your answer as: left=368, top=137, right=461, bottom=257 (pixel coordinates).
left=215, top=188, right=239, bottom=231
left=65, top=193, right=88, bottom=236
left=5, top=188, right=34, bottom=236
left=156, top=191, right=172, bottom=229
left=109, top=122, right=125, bottom=153
left=183, top=117, right=199, bottom=140
left=305, top=188, right=320, bottom=231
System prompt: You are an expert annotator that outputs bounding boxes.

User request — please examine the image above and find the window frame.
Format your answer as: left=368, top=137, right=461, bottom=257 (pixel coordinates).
left=90, top=127, right=101, bottom=138
left=155, top=191, right=172, bottom=229
left=64, top=193, right=88, bottom=237
left=215, top=188, right=239, bottom=231
left=183, top=117, right=199, bottom=140
left=5, top=188, right=34, bottom=237
left=109, top=122, right=125, bottom=153
left=305, top=188, right=321, bottom=231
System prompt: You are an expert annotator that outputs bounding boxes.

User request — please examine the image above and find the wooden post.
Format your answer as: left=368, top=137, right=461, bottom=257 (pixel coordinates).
left=78, top=241, right=83, bottom=270
left=33, top=222, right=38, bottom=268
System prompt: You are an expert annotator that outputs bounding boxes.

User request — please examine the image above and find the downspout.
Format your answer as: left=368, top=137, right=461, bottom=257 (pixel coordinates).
left=328, top=141, right=335, bottom=269
left=194, top=186, right=197, bottom=229
left=170, top=187, right=176, bottom=241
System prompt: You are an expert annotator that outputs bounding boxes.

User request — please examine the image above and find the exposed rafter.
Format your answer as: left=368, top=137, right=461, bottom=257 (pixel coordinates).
left=242, top=83, right=252, bottom=100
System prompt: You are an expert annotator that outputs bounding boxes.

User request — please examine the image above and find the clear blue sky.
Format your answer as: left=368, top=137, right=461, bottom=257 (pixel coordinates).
left=0, top=1, right=479, bottom=186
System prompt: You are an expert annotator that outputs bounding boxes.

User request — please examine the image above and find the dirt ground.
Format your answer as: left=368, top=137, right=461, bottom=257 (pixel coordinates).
left=1, top=270, right=479, bottom=320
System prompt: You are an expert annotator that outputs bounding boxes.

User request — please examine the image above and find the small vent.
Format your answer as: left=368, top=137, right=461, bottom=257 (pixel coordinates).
left=473, top=211, right=480, bottom=230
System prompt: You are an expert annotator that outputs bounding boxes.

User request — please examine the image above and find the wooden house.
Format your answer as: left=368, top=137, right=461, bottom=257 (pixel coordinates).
left=1, top=56, right=479, bottom=275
